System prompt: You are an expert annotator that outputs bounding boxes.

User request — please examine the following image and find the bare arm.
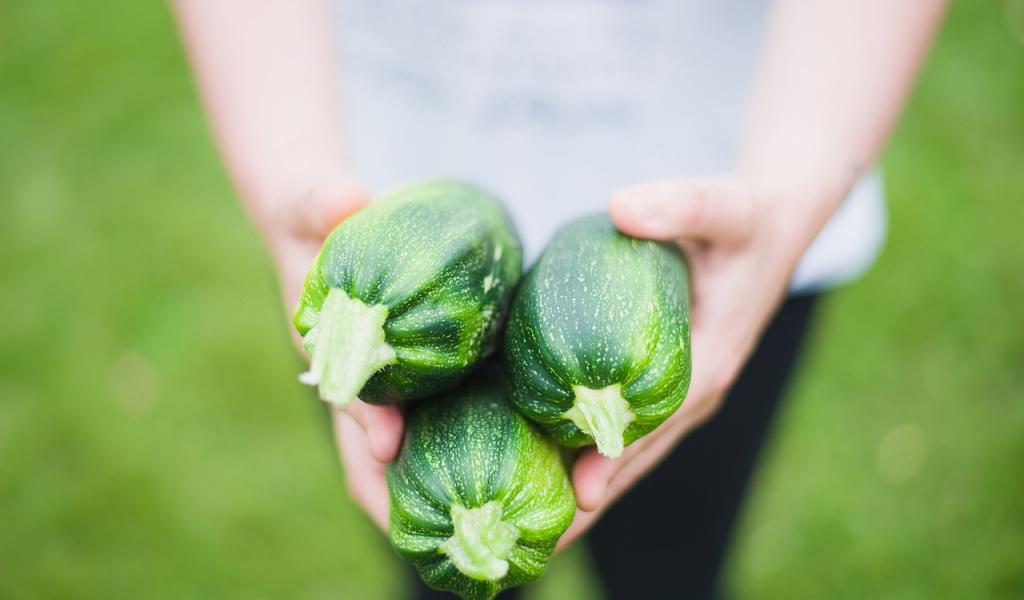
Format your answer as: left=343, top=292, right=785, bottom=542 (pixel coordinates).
left=563, top=0, right=947, bottom=547
left=172, top=0, right=364, bottom=301
left=172, top=0, right=400, bottom=531
left=740, top=0, right=948, bottom=225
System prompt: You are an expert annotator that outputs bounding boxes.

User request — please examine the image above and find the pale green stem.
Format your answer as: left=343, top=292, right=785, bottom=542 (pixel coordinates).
left=564, top=384, right=635, bottom=459
left=440, top=502, right=519, bottom=582
left=298, top=288, right=396, bottom=407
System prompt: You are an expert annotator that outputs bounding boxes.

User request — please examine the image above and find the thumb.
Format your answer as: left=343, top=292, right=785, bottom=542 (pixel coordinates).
left=339, top=400, right=404, bottom=463
left=274, top=176, right=371, bottom=324
left=289, top=176, right=370, bottom=241
left=609, top=178, right=753, bottom=244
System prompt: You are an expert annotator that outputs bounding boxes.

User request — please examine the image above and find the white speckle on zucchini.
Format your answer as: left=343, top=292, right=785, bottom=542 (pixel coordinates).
left=482, top=274, right=496, bottom=293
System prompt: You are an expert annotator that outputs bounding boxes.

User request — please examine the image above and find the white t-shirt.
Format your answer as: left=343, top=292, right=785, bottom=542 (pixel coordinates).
left=332, top=0, right=886, bottom=292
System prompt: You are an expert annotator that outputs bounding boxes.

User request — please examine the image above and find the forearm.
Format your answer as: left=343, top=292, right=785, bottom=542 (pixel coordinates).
left=171, top=0, right=351, bottom=234
left=740, top=0, right=947, bottom=238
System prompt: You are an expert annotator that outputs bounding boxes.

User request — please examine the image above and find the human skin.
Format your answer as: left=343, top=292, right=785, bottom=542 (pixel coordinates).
left=172, top=0, right=947, bottom=544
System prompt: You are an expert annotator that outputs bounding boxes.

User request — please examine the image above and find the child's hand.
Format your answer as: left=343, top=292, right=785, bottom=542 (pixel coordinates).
left=260, top=174, right=403, bottom=532
left=557, top=175, right=833, bottom=549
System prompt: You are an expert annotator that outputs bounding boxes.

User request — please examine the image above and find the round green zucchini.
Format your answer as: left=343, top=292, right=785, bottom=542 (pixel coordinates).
left=387, top=366, right=576, bottom=600
left=505, top=213, right=691, bottom=458
left=293, top=180, right=522, bottom=406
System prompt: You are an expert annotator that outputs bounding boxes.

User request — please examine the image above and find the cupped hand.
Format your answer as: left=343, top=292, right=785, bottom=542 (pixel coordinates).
left=259, top=173, right=403, bottom=532
left=557, top=176, right=830, bottom=549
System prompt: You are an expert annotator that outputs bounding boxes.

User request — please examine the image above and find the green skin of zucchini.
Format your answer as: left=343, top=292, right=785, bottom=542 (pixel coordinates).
left=387, top=366, right=576, bottom=600
left=505, top=214, right=692, bottom=458
left=293, top=180, right=523, bottom=406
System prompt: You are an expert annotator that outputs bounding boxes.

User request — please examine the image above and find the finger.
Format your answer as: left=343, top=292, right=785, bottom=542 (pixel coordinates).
left=560, top=425, right=694, bottom=552
left=609, top=178, right=754, bottom=244
left=334, top=412, right=390, bottom=531
left=571, top=449, right=617, bottom=511
left=555, top=508, right=599, bottom=552
left=571, top=410, right=689, bottom=512
left=601, top=418, right=691, bottom=503
left=289, top=177, right=370, bottom=240
left=342, top=401, right=405, bottom=463
left=571, top=433, right=655, bottom=512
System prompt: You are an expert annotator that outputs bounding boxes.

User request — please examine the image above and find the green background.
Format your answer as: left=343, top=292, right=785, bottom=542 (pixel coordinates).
left=2, top=1, right=1022, bottom=598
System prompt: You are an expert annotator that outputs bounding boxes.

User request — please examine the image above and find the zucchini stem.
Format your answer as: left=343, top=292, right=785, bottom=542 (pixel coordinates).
left=441, top=502, right=519, bottom=582
left=565, top=384, right=635, bottom=458
left=298, top=288, right=396, bottom=407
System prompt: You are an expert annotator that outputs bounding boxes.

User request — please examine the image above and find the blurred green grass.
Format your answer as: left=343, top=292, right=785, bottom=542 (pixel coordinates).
left=1, top=1, right=1021, bottom=599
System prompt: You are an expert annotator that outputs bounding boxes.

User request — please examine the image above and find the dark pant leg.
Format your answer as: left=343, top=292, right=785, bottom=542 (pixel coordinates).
left=585, top=293, right=821, bottom=600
